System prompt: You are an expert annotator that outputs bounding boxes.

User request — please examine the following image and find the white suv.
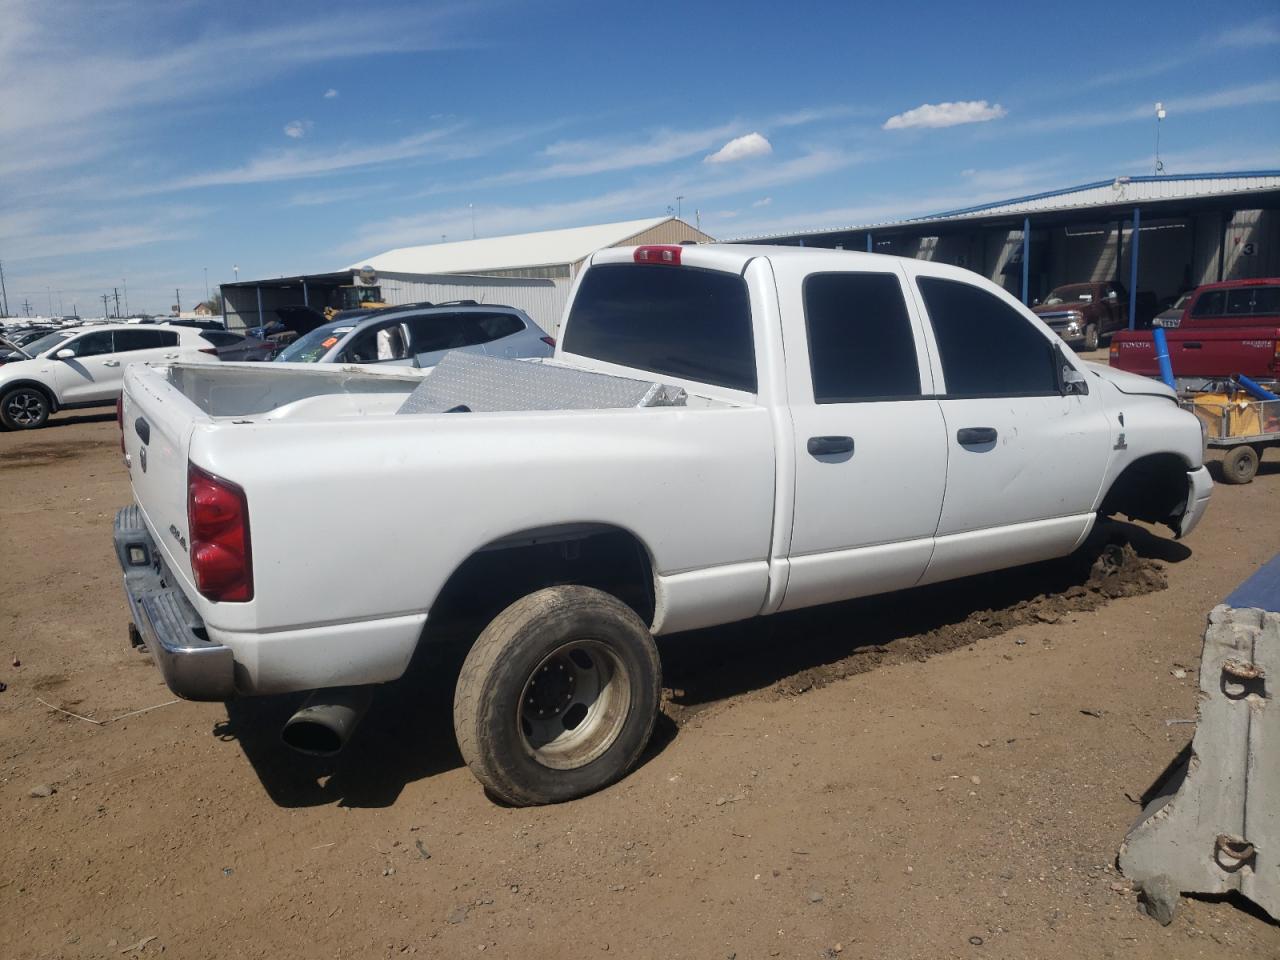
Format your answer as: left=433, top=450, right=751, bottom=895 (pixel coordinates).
left=0, top=324, right=218, bottom=430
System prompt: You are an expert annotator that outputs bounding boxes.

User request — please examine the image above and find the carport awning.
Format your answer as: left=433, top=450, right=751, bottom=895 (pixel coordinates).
left=221, top=271, right=354, bottom=291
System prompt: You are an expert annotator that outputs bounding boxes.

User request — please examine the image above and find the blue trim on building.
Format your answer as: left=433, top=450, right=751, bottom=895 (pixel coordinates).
left=920, top=170, right=1280, bottom=222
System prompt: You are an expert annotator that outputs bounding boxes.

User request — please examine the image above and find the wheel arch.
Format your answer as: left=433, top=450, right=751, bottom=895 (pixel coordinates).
left=0, top=379, right=58, bottom=411
left=1097, top=451, right=1193, bottom=533
left=426, top=522, right=659, bottom=637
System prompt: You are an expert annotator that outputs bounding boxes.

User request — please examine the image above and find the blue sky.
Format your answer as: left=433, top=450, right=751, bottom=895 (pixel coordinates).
left=2, top=0, right=1278, bottom=316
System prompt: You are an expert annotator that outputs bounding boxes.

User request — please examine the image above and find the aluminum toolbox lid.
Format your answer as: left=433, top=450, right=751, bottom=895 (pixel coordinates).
left=396, top=351, right=686, bottom=415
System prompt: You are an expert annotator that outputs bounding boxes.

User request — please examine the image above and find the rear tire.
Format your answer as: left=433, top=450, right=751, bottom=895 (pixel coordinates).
left=1221, top=445, right=1259, bottom=484
left=453, top=585, right=661, bottom=806
left=0, top=387, right=51, bottom=430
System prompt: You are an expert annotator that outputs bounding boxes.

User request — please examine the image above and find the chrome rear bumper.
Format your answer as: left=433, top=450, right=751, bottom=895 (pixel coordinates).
left=114, top=505, right=235, bottom=701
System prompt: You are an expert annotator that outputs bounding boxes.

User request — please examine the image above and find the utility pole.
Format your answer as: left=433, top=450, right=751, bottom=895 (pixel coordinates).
left=47, top=287, right=53, bottom=315
left=113, top=287, right=121, bottom=318
left=0, top=259, right=9, bottom=317
left=204, top=266, right=209, bottom=303
left=122, top=278, right=129, bottom=316
left=175, top=288, right=181, bottom=314
left=101, top=293, right=111, bottom=318
left=22, top=297, right=32, bottom=317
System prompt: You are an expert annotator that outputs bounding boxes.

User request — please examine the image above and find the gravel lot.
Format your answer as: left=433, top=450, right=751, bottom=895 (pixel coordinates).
left=2, top=403, right=1278, bottom=959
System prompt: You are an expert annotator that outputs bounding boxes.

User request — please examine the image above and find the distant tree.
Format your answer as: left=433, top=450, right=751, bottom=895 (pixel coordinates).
left=201, top=292, right=225, bottom=313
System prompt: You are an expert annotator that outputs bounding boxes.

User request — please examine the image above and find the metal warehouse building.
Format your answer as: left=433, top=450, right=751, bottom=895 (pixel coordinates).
left=221, top=216, right=711, bottom=335
left=737, top=171, right=1280, bottom=327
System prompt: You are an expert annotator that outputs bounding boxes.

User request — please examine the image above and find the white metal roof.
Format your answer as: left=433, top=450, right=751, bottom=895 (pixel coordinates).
left=351, top=216, right=677, bottom=275
left=734, top=170, right=1280, bottom=241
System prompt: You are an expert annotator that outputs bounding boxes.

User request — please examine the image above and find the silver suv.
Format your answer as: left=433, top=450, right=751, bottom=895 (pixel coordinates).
left=274, top=304, right=555, bottom=368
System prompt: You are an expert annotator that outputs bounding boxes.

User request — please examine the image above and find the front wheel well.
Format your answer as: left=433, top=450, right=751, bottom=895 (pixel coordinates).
left=0, top=380, right=58, bottom=411
left=1097, top=453, right=1190, bottom=533
left=426, top=525, right=657, bottom=639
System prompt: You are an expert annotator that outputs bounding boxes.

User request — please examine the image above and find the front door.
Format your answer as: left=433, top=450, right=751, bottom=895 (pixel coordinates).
left=51, top=330, right=118, bottom=404
left=908, top=272, right=1112, bottom=584
left=778, top=266, right=948, bottom=612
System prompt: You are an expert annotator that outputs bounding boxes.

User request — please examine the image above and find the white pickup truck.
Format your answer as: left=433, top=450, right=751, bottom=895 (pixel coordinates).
left=114, top=244, right=1212, bottom=805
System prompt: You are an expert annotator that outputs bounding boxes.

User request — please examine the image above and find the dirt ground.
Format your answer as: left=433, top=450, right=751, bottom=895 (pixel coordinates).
left=2, top=406, right=1279, bottom=960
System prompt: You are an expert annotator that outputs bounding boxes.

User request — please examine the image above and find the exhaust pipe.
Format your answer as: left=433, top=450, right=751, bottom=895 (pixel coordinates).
left=281, top=686, right=374, bottom=757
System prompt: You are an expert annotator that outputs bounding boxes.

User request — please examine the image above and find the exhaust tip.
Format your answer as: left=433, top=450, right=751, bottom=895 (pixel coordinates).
left=281, top=719, right=344, bottom=757
left=280, top=686, right=374, bottom=757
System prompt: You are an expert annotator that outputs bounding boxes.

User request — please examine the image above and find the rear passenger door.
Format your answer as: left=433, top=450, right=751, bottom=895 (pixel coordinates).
left=407, top=313, right=491, bottom=367
left=908, top=270, right=1111, bottom=583
left=779, top=266, right=949, bottom=611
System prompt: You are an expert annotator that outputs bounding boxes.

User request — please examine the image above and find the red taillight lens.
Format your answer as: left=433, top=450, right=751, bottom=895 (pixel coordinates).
left=540, top=336, right=556, bottom=347
left=188, top=464, right=253, bottom=602
left=634, top=245, right=682, bottom=265
left=116, top=393, right=125, bottom=453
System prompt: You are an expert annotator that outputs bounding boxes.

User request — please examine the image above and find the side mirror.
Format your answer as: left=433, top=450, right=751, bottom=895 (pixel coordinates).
left=54, top=348, right=75, bottom=360
left=1054, top=343, right=1088, bottom=396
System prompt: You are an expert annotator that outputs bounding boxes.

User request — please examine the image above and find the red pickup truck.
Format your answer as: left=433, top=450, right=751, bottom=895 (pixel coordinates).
left=1109, top=278, right=1280, bottom=381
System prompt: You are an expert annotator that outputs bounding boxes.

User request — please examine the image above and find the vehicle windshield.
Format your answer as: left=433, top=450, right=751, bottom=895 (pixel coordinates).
left=274, top=323, right=352, bottom=362
left=1043, top=284, right=1094, bottom=305
left=22, top=331, right=74, bottom=357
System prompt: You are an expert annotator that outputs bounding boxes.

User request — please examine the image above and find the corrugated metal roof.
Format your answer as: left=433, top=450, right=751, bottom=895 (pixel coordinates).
left=733, top=170, right=1280, bottom=241
left=351, top=217, right=679, bottom=274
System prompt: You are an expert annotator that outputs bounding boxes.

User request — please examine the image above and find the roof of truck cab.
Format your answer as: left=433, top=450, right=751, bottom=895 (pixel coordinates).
left=1191, top=277, right=1280, bottom=291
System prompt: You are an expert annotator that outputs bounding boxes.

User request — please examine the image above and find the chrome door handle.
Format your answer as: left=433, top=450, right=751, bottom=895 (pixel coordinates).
left=103, top=360, right=121, bottom=367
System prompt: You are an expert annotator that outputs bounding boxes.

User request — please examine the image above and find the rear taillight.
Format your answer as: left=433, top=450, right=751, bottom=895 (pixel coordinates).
left=116, top=393, right=125, bottom=453
left=634, top=245, right=682, bottom=265
left=188, top=464, right=253, bottom=602
left=540, top=336, right=556, bottom=347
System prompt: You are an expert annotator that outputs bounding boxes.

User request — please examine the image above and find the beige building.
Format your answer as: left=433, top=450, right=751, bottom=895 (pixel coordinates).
left=352, top=216, right=714, bottom=332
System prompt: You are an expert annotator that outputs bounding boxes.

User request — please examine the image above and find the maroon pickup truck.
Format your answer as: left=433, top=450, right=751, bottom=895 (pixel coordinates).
left=1109, top=278, right=1280, bottom=381
left=1032, top=280, right=1127, bottom=351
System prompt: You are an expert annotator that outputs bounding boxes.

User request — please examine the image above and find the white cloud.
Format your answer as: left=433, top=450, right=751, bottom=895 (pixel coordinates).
left=704, top=132, right=773, bottom=164
left=752, top=197, right=772, bottom=207
left=1215, top=19, right=1280, bottom=47
left=883, top=100, right=1006, bottom=130
left=283, top=119, right=313, bottom=139
left=324, top=88, right=339, bottom=98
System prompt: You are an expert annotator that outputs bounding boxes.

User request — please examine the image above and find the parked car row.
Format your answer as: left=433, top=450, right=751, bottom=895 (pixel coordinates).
left=0, top=303, right=557, bottom=430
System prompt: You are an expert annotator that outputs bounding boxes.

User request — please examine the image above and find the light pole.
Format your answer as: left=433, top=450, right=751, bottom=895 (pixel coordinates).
left=469, top=203, right=475, bottom=240
left=204, top=266, right=209, bottom=303
left=1154, top=102, right=1166, bottom=176
left=122, top=278, right=129, bottom=316
left=233, top=264, right=239, bottom=282
left=676, top=195, right=684, bottom=220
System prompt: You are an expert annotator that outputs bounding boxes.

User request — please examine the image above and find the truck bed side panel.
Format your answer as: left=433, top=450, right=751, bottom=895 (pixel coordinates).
left=187, top=406, right=776, bottom=635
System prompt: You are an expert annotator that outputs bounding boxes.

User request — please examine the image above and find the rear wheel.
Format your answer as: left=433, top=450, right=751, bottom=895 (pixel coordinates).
left=1221, top=445, right=1259, bottom=484
left=453, top=585, right=661, bottom=806
left=0, top=387, right=51, bottom=430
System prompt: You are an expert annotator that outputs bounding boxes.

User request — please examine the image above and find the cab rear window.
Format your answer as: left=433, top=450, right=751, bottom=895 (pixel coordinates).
left=1193, top=286, right=1280, bottom=318
left=562, top=263, right=755, bottom=392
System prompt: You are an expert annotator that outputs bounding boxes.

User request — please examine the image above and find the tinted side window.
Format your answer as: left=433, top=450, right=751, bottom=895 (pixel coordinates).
left=68, top=331, right=114, bottom=357
left=1226, top=289, right=1254, bottom=315
left=115, top=329, right=178, bottom=351
left=916, top=277, right=1057, bottom=397
left=1253, top=286, right=1280, bottom=314
left=803, top=272, right=921, bottom=402
left=410, top=314, right=487, bottom=353
left=563, top=264, right=755, bottom=391
left=1192, top=290, right=1225, bottom=317
left=475, top=312, right=525, bottom=341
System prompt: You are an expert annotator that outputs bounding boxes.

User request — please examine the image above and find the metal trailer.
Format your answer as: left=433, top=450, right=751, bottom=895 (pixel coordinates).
left=1181, top=393, right=1280, bottom=484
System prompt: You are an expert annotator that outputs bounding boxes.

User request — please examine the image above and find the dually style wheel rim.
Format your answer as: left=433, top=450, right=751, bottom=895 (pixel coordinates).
left=518, top=639, right=631, bottom=770
left=5, top=390, right=45, bottom=426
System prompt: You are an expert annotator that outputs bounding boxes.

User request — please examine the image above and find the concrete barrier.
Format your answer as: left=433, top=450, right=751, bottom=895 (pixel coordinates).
left=1119, top=554, right=1279, bottom=923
